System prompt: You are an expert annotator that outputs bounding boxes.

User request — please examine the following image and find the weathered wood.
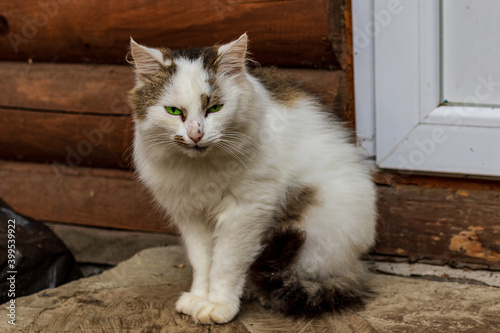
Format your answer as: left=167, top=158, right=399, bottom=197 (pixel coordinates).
left=0, top=108, right=133, bottom=169
left=0, top=160, right=174, bottom=233
left=286, top=68, right=349, bottom=122
left=0, top=0, right=345, bottom=69
left=328, top=0, right=351, bottom=70
left=0, top=62, right=133, bottom=115
left=340, top=0, right=355, bottom=127
left=1, top=161, right=499, bottom=269
left=374, top=171, right=500, bottom=191
left=374, top=183, right=500, bottom=270
left=0, top=63, right=349, bottom=168
left=0, top=62, right=348, bottom=117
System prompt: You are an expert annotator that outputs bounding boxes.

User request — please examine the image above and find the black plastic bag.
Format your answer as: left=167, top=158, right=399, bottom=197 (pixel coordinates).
left=0, top=198, right=82, bottom=304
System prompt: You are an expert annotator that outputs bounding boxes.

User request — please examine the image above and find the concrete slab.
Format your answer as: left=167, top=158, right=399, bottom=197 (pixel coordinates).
left=2, top=246, right=499, bottom=332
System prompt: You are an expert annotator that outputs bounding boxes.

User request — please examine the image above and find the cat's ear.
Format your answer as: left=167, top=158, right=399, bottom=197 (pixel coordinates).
left=129, top=38, right=170, bottom=81
left=216, top=33, right=248, bottom=76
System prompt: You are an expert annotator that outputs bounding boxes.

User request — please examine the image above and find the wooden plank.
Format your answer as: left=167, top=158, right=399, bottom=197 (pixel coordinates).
left=0, top=0, right=343, bottom=69
left=0, top=64, right=348, bottom=168
left=374, top=171, right=500, bottom=191
left=1, top=161, right=499, bottom=269
left=328, top=0, right=351, bottom=70
left=0, top=62, right=133, bottom=115
left=0, top=160, right=174, bottom=233
left=286, top=68, right=349, bottom=122
left=0, top=62, right=348, bottom=117
left=374, top=183, right=500, bottom=270
left=0, top=108, right=133, bottom=169
left=340, top=0, right=355, bottom=127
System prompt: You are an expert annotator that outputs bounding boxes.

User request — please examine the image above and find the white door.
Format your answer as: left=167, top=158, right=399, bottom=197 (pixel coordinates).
left=353, top=0, right=500, bottom=177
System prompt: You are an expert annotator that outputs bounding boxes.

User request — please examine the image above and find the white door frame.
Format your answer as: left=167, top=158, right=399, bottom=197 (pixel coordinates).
left=352, top=0, right=500, bottom=177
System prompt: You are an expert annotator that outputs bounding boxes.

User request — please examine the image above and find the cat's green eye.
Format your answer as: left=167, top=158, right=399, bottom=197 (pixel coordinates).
left=207, top=104, right=223, bottom=114
left=165, top=106, right=182, bottom=116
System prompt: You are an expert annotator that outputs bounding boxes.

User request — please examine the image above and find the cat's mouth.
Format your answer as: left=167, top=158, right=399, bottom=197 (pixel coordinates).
left=191, top=145, right=208, bottom=152
left=176, top=142, right=208, bottom=154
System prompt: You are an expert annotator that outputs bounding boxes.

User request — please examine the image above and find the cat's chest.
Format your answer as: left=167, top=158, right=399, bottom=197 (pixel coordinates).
left=140, top=159, right=233, bottom=212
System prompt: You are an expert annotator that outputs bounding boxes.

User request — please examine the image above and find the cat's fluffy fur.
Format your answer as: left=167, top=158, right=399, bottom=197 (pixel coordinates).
left=128, top=34, right=376, bottom=324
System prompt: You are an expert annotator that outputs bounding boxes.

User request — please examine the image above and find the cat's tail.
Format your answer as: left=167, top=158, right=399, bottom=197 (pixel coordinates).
left=249, top=224, right=371, bottom=317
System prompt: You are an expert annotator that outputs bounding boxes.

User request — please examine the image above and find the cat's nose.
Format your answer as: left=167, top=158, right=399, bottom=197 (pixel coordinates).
left=188, top=118, right=204, bottom=143
left=189, top=131, right=204, bottom=143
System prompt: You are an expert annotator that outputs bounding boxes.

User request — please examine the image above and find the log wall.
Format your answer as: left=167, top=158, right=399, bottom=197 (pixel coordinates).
left=1, top=160, right=499, bottom=270
left=0, top=0, right=348, bottom=69
left=1, top=0, right=499, bottom=270
left=0, top=63, right=348, bottom=168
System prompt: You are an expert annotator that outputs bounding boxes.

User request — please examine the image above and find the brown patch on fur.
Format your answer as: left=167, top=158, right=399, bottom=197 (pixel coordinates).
left=200, top=93, right=209, bottom=111
left=170, top=46, right=220, bottom=78
left=275, top=185, right=317, bottom=226
left=201, top=47, right=224, bottom=110
left=173, top=135, right=186, bottom=143
left=201, top=47, right=221, bottom=74
left=250, top=67, right=309, bottom=105
left=173, top=135, right=190, bottom=148
left=201, top=93, right=223, bottom=115
left=249, top=184, right=371, bottom=318
left=160, top=47, right=174, bottom=62
left=128, top=63, right=176, bottom=120
left=172, top=47, right=217, bottom=65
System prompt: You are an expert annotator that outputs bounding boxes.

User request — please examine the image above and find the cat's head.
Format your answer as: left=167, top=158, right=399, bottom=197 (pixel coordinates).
left=128, top=33, right=257, bottom=159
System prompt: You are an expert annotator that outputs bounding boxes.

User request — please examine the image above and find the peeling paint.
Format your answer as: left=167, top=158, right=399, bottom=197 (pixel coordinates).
left=449, top=226, right=500, bottom=261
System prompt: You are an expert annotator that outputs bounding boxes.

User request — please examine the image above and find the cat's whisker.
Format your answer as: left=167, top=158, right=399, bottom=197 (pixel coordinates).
left=220, top=138, right=256, bottom=151
left=215, top=142, right=255, bottom=184
left=218, top=137, right=252, bottom=153
left=144, top=139, right=175, bottom=147
left=217, top=135, right=254, bottom=155
left=122, top=144, right=135, bottom=161
left=222, top=132, right=259, bottom=148
left=144, top=140, right=178, bottom=152
left=218, top=139, right=256, bottom=167
left=223, top=130, right=254, bottom=140
left=216, top=142, right=252, bottom=174
left=218, top=133, right=258, bottom=153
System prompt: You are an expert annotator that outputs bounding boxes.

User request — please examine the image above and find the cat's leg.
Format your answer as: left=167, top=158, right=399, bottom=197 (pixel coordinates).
left=191, top=204, right=271, bottom=324
left=175, top=217, right=213, bottom=317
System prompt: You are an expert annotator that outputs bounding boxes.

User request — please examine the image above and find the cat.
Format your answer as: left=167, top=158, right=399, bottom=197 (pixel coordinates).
left=127, top=33, right=376, bottom=324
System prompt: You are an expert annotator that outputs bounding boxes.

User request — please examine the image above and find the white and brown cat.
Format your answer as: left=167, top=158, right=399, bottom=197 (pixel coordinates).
left=128, top=34, right=376, bottom=324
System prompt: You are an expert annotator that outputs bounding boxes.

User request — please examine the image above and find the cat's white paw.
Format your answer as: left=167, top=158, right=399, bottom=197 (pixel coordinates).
left=192, top=299, right=239, bottom=324
left=175, top=292, right=206, bottom=316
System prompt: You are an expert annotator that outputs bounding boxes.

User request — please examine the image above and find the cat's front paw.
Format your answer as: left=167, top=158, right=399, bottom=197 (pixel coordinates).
left=192, top=299, right=239, bottom=324
left=175, top=292, right=206, bottom=316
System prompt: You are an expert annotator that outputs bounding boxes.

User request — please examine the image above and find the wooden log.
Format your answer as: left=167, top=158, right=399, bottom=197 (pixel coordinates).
left=0, top=62, right=133, bottom=115
left=0, top=108, right=133, bottom=169
left=0, top=160, right=174, bottom=233
left=0, top=0, right=345, bottom=69
left=374, top=183, right=500, bottom=270
left=374, top=171, right=500, bottom=192
left=1, top=161, right=499, bottom=269
left=0, top=63, right=349, bottom=168
left=0, top=62, right=348, bottom=117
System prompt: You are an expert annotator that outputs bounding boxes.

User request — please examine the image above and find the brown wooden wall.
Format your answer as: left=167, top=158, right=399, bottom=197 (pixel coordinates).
left=0, top=0, right=347, bottom=69
left=1, top=0, right=499, bottom=270
left=0, top=63, right=349, bottom=168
